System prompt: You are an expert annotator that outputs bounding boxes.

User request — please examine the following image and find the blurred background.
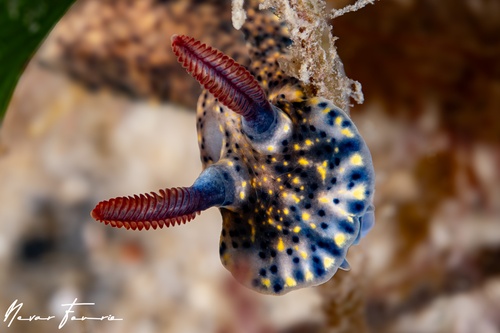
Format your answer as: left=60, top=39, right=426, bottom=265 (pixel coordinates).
left=0, top=0, right=499, bottom=332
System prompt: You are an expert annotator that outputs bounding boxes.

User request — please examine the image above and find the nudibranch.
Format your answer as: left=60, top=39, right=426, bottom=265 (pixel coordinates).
left=91, top=6, right=375, bottom=295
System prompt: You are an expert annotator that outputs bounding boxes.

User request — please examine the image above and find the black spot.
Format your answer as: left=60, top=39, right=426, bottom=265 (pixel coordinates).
left=349, top=201, right=365, bottom=213
left=270, top=265, right=278, bottom=274
left=294, top=270, right=305, bottom=282
left=282, top=140, right=289, bottom=146
left=283, top=229, right=289, bottom=235
left=219, top=242, right=226, bottom=255
left=321, top=222, right=328, bottom=229
left=351, top=173, right=361, bottom=181
left=273, top=283, right=283, bottom=293
left=342, top=120, right=350, bottom=127
left=293, top=257, right=300, bottom=264
left=308, top=193, right=315, bottom=199
left=311, top=184, right=318, bottom=190
left=347, top=182, right=355, bottom=189
left=259, top=268, right=267, bottom=277
left=318, top=102, right=328, bottom=108
left=259, top=251, right=266, bottom=259
left=338, top=139, right=361, bottom=155
left=317, top=238, right=342, bottom=256
left=309, top=125, right=316, bottom=132
left=232, top=241, right=239, bottom=249
left=305, top=203, right=311, bottom=209
left=270, top=250, right=277, bottom=257
left=333, top=198, right=340, bottom=204
left=286, top=248, right=293, bottom=255
left=339, top=221, right=355, bottom=234
left=19, top=236, right=53, bottom=262
left=334, top=157, right=341, bottom=166
left=290, top=206, right=296, bottom=212
left=311, top=244, right=317, bottom=252
left=243, top=241, right=251, bottom=248
left=318, top=210, right=325, bottom=217
left=292, top=236, right=299, bottom=243
left=320, top=131, right=327, bottom=138
left=330, top=177, right=337, bottom=185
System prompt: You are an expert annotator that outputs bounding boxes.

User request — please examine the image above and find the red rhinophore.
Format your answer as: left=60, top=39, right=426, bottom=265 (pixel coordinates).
left=91, top=187, right=201, bottom=231
left=171, top=34, right=272, bottom=121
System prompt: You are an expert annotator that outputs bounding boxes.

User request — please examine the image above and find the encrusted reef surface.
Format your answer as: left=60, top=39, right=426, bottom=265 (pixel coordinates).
left=1, top=0, right=499, bottom=332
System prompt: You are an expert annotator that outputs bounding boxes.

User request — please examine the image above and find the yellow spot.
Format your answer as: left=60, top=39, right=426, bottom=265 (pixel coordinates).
left=317, top=166, right=327, bottom=181
left=267, top=145, right=274, bottom=152
left=239, top=192, right=245, bottom=200
left=305, top=270, right=314, bottom=282
left=341, top=128, right=354, bottom=138
left=319, top=197, right=329, bottom=203
left=335, top=233, right=346, bottom=246
left=279, top=186, right=284, bottom=190
left=293, top=177, right=300, bottom=184
left=227, top=161, right=233, bottom=166
left=282, top=192, right=288, bottom=198
left=283, top=208, right=289, bottom=215
left=352, top=185, right=366, bottom=200
left=272, top=157, right=277, bottom=162
left=310, top=97, right=320, bottom=105
left=300, top=186, right=304, bottom=190
left=261, top=165, right=266, bottom=170
left=305, top=139, right=313, bottom=146
left=292, top=195, right=301, bottom=203
left=277, top=238, right=285, bottom=252
left=335, top=147, right=339, bottom=153
left=283, top=124, right=290, bottom=132
left=347, top=216, right=354, bottom=223
left=300, top=251, right=308, bottom=259
left=294, top=226, right=301, bottom=233
left=264, top=177, right=268, bottom=181
left=262, top=278, right=271, bottom=288
left=284, top=161, right=289, bottom=166
left=298, top=158, right=309, bottom=166
left=242, top=181, right=247, bottom=188
left=339, top=167, right=345, bottom=174
left=324, top=257, right=335, bottom=269
left=277, top=225, right=282, bottom=230
left=335, top=116, right=342, bottom=126
left=350, top=153, right=363, bottom=166
left=302, top=212, right=310, bottom=221
left=249, top=220, right=256, bottom=242
left=293, top=90, right=304, bottom=100
left=310, top=223, right=317, bottom=229
left=294, top=144, right=300, bottom=151
left=219, top=124, right=224, bottom=132
left=285, top=277, right=297, bottom=287
left=322, top=107, right=331, bottom=114
left=268, top=189, right=273, bottom=195
left=268, top=218, right=274, bottom=225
